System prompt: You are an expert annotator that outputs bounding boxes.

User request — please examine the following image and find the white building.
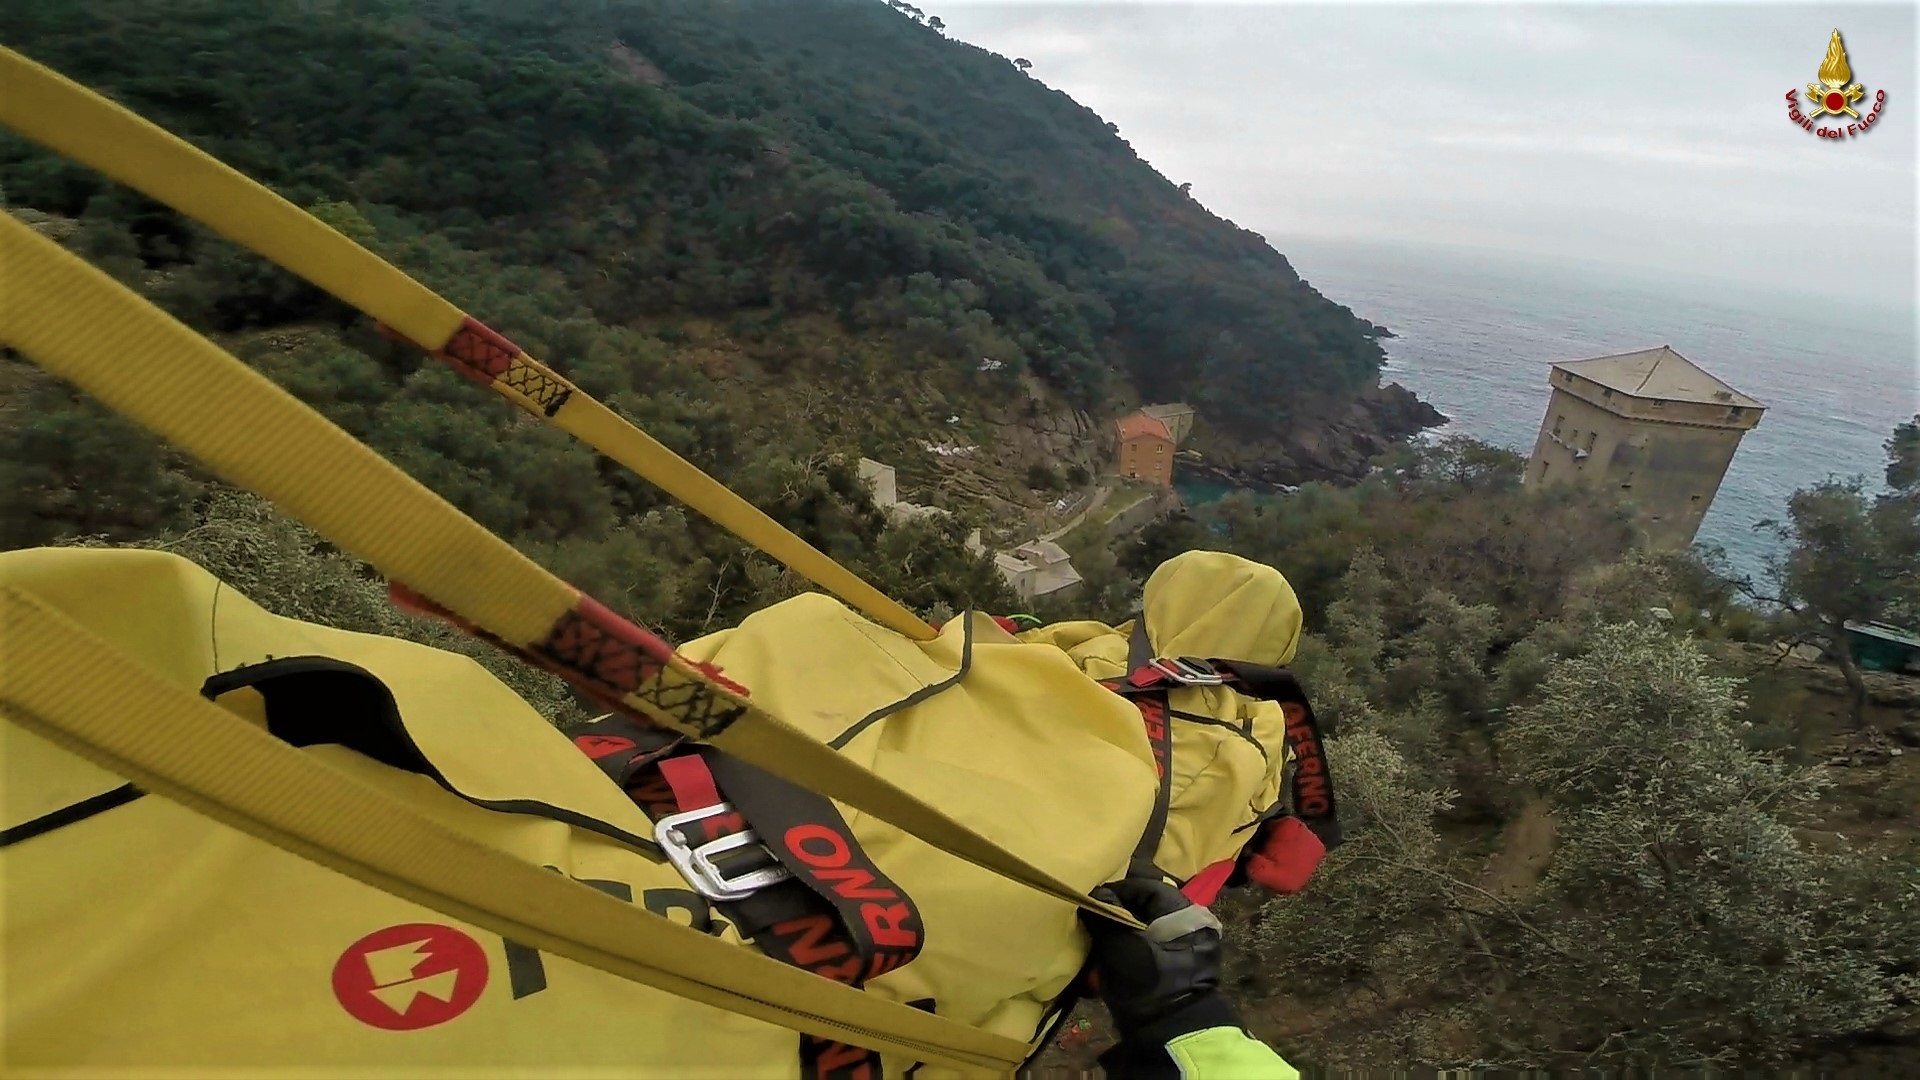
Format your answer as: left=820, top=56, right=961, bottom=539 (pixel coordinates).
left=858, top=457, right=949, bottom=525
left=994, top=540, right=1083, bottom=601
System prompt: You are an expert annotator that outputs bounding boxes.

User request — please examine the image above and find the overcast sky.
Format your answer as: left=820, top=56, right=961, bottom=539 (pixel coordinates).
left=938, top=2, right=1917, bottom=312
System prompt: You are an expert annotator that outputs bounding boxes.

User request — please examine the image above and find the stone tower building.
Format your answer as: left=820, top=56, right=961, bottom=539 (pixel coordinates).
left=1525, top=346, right=1764, bottom=549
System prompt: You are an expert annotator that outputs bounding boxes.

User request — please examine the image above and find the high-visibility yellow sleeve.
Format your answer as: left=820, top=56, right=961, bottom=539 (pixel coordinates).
left=1165, top=1026, right=1301, bottom=1080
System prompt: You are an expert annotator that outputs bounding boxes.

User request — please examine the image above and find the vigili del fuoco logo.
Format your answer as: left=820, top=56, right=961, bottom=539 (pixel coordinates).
left=1787, top=29, right=1887, bottom=139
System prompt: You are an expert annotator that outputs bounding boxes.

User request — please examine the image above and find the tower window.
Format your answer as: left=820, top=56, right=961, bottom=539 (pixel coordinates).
left=1552, top=414, right=1564, bottom=436
left=1585, top=431, right=1597, bottom=451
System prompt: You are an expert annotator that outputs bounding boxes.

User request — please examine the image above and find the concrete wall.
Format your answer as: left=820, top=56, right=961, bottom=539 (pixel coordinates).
left=1526, top=387, right=1622, bottom=491
left=1103, top=487, right=1181, bottom=538
left=993, top=552, right=1081, bottom=601
left=995, top=558, right=1037, bottom=600
left=857, top=458, right=898, bottom=507
left=1624, top=426, right=1744, bottom=548
left=1527, top=383, right=1751, bottom=549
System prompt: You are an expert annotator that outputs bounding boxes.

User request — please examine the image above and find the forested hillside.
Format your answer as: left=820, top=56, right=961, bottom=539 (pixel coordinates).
left=2, top=0, right=1400, bottom=634
left=1, top=0, right=1385, bottom=426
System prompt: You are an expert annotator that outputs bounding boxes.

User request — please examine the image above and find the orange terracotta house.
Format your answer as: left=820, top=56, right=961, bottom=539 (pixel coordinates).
left=1115, top=411, right=1175, bottom=488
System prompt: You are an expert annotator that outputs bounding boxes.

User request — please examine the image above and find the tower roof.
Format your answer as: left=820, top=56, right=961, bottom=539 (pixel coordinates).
left=1552, top=346, right=1764, bottom=409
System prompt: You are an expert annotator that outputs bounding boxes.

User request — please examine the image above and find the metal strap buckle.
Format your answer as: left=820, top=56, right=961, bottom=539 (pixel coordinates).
left=1149, top=657, right=1225, bottom=686
left=654, top=803, right=793, bottom=901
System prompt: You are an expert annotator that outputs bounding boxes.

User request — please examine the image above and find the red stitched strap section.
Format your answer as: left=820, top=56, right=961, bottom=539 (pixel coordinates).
left=391, top=582, right=747, bottom=741
left=435, top=315, right=520, bottom=385
left=533, top=596, right=750, bottom=740
left=381, top=314, right=576, bottom=415
left=536, top=595, right=674, bottom=698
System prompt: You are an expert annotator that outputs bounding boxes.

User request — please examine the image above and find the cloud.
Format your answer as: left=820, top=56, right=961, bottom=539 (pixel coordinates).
left=1478, top=8, right=1603, bottom=53
left=1423, top=130, right=1771, bottom=171
left=937, top=1, right=1916, bottom=308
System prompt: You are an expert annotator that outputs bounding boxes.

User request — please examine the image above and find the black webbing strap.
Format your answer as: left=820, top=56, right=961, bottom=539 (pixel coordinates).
left=1098, top=619, right=1174, bottom=876
left=1125, top=616, right=1154, bottom=677
left=569, top=712, right=684, bottom=783
left=1039, top=626, right=1346, bottom=1068
left=574, top=716, right=926, bottom=1079
left=1096, top=625, right=1344, bottom=859
left=200, top=656, right=430, bottom=772
left=1210, top=661, right=1342, bottom=851
left=705, top=751, right=925, bottom=982
left=0, top=783, right=144, bottom=848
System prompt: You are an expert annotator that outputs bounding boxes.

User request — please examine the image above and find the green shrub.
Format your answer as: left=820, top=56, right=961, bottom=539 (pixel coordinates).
left=1244, top=729, right=1457, bottom=994
left=92, top=488, right=590, bottom=725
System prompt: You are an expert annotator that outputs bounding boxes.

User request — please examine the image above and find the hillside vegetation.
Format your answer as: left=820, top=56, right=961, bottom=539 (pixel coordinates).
left=1041, top=428, right=1920, bottom=1072
left=1, top=0, right=1383, bottom=424
left=2, top=0, right=1395, bottom=634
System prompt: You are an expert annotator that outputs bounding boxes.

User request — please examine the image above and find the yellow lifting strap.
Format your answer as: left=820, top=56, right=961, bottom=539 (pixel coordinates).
left=0, top=45, right=935, bottom=643
left=0, top=209, right=1136, bottom=930
left=0, top=583, right=1027, bottom=1072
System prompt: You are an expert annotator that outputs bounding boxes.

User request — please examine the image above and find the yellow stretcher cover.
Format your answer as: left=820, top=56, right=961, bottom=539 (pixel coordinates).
left=0, top=546, right=1298, bottom=1074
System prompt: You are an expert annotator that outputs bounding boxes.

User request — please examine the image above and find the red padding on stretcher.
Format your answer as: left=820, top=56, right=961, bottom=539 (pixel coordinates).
left=1180, top=859, right=1236, bottom=907
left=1243, top=815, right=1326, bottom=895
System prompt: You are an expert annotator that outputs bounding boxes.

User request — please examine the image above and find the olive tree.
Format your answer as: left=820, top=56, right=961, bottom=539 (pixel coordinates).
left=1750, top=416, right=1920, bottom=725
left=1502, top=623, right=1905, bottom=1062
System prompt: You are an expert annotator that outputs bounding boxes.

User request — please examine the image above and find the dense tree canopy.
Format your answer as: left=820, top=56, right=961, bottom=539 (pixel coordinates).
left=1, top=0, right=1384, bottom=427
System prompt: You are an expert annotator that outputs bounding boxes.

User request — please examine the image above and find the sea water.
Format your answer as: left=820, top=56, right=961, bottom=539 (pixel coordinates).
left=1278, top=238, right=1917, bottom=583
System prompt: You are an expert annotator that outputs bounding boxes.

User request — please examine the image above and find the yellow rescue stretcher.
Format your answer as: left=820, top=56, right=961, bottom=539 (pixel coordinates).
left=0, top=45, right=1337, bottom=1075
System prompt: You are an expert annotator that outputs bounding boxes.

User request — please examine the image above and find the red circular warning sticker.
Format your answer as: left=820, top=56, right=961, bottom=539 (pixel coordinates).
left=331, top=923, right=489, bottom=1031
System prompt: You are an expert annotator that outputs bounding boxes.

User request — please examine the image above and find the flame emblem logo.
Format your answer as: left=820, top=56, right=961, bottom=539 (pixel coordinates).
left=1785, top=28, right=1886, bottom=139
left=1806, top=29, right=1866, bottom=118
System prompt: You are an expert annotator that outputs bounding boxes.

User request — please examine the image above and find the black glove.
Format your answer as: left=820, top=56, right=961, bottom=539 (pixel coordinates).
left=1083, top=876, right=1229, bottom=1035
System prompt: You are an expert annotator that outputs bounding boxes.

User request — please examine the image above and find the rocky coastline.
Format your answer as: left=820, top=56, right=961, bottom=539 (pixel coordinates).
left=1186, top=381, right=1449, bottom=491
